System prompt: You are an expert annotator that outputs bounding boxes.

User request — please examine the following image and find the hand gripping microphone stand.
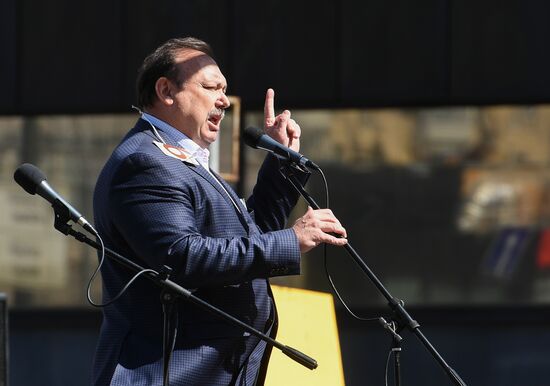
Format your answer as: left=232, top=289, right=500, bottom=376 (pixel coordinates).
left=278, top=162, right=467, bottom=386
left=14, top=164, right=317, bottom=386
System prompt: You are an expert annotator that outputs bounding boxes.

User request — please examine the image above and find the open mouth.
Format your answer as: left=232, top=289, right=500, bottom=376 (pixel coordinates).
left=207, top=109, right=225, bottom=127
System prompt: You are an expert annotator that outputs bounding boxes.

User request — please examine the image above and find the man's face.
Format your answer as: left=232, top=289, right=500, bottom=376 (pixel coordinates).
left=170, top=50, right=230, bottom=148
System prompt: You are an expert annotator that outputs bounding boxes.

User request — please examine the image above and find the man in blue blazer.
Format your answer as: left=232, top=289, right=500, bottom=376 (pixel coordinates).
left=92, top=37, right=347, bottom=386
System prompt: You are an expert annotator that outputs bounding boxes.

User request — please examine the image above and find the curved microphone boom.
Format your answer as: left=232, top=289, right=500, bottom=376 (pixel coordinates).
left=243, top=126, right=320, bottom=170
left=13, top=163, right=95, bottom=234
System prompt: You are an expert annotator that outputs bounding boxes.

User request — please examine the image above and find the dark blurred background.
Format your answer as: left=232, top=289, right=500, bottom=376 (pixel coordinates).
left=3, top=0, right=550, bottom=385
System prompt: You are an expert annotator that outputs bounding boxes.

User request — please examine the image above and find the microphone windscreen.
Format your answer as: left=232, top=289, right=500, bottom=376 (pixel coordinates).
left=13, top=163, right=46, bottom=195
left=243, top=126, right=264, bottom=148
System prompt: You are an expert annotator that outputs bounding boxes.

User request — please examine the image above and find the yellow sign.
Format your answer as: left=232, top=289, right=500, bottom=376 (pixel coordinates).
left=265, top=286, right=346, bottom=386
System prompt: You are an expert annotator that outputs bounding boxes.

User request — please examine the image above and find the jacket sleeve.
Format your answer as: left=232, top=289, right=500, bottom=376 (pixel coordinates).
left=246, top=154, right=310, bottom=233
left=107, top=151, right=301, bottom=289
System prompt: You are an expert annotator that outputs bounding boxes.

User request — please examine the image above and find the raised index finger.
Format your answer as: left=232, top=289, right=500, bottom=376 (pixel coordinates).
left=264, top=88, right=275, bottom=125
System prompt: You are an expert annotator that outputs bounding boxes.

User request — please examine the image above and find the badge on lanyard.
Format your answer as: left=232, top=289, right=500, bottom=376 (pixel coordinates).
left=153, top=141, right=199, bottom=166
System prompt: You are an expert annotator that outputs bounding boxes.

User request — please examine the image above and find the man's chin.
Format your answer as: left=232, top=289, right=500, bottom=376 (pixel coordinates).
left=202, top=135, right=218, bottom=148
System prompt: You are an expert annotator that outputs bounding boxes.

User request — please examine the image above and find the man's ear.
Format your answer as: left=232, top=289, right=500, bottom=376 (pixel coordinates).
left=155, top=77, right=175, bottom=106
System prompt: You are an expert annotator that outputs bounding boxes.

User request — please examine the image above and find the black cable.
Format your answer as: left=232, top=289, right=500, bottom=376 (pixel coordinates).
left=85, top=228, right=158, bottom=308
left=385, top=345, right=393, bottom=386
left=316, top=167, right=380, bottom=322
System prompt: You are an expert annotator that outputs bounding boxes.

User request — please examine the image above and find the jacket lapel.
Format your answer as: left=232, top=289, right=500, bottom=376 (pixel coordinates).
left=189, top=164, right=241, bottom=212
left=190, top=165, right=255, bottom=232
left=209, top=169, right=248, bottom=213
left=210, top=169, right=260, bottom=234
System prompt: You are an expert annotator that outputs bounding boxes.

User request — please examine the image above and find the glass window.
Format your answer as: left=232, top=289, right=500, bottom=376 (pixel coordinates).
left=3, top=105, right=550, bottom=308
left=244, top=105, right=550, bottom=306
left=1, top=114, right=135, bottom=308
left=0, top=104, right=240, bottom=309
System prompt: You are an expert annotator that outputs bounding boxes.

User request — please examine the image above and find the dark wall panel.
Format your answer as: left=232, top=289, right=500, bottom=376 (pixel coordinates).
left=231, top=0, right=338, bottom=108
left=18, top=0, right=123, bottom=114
left=451, top=0, right=550, bottom=103
left=4, top=0, right=550, bottom=114
left=339, top=0, right=450, bottom=106
left=0, top=0, right=16, bottom=114
left=120, top=0, right=231, bottom=110
left=339, top=307, right=550, bottom=386
left=8, top=307, right=550, bottom=386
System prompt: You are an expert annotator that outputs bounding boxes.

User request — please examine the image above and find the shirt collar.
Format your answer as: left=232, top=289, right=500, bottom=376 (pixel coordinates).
left=142, top=112, right=210, bottom=168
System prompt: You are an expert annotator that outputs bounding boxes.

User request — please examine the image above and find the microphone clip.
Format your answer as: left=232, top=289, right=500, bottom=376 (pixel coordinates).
left=277, top=158, right=312, bottom=181
left=52, top=198, right=73, bottom=235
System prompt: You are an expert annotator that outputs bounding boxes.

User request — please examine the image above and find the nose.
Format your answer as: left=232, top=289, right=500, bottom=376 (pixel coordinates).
left=217, top=92, right=230, bottom=109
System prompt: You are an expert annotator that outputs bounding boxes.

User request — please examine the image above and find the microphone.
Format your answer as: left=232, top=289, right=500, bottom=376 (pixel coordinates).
left=243, top=126, right=319, bottom=170
left=13, top=163, right=95, bottom=234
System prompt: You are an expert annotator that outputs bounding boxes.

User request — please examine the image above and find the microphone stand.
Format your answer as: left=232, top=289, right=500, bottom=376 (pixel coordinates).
left=49, top=200, right=318, bottom=385
left=278, top=163, right=467, bottom=386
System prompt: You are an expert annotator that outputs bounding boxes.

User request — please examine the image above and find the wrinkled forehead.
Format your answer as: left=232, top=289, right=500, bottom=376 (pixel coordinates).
left=175, top=49, right=225, bottom=83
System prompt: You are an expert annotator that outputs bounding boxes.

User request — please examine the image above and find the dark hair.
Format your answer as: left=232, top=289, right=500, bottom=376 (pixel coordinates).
left=136, top=37, right=213, bottom=108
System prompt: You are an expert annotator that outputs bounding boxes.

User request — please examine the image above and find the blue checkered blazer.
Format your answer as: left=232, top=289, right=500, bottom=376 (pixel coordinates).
left=92, top=118, right=303, bottom=386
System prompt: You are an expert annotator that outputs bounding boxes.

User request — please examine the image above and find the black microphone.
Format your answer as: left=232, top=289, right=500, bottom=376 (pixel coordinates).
left=243, top=126, right=319, bottom=170
left=13, top=163, right=95, bottom=234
